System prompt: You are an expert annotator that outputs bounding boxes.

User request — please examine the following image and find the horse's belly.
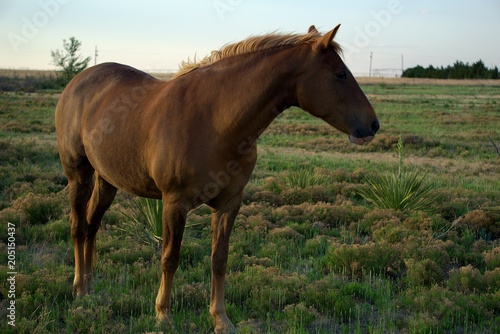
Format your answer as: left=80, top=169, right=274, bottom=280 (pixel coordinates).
left=86, top=149, right=162, bottom=199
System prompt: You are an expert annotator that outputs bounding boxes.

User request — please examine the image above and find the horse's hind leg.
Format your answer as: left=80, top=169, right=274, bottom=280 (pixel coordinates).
left=84, top=174, right=117, bottom=292
left=66, top=158, right=116, bottom=296
left=66, top=159, right=95, bottom=296
left=155, top=197, right=189, bottom=326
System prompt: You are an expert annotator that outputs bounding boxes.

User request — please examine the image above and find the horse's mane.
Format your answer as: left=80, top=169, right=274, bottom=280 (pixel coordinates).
left=173, top=29, right=342, bottom=79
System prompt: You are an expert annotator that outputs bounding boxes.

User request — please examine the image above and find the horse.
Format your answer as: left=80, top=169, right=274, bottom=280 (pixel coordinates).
left=55, top=24, right=379, bottom=333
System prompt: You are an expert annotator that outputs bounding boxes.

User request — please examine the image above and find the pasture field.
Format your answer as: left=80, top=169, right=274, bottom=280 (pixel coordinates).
left=0, top=81, right=499, bottom=333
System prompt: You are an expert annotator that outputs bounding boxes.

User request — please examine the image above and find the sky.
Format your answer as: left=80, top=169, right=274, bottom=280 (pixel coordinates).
left=1, top=0, right=499, bottom=77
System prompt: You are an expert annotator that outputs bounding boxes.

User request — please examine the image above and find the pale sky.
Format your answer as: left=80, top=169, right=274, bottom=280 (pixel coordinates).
left=1, top=0, right=499, bottom=76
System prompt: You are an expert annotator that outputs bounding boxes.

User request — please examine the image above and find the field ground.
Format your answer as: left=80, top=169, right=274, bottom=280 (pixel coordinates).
left=3, top=68, right=500, bottom=86
left=0, top=79, right=499, bottom=333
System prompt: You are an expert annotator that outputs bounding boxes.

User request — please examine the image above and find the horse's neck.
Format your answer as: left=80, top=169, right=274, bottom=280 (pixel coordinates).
left=208, top=46, right=303, bottom=150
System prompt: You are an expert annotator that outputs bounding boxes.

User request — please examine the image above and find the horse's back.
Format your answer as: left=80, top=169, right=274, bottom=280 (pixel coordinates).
left=56, top=62, right=156, bottom=117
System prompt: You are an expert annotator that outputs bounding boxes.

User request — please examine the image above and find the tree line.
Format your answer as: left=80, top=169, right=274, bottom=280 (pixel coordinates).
left=402, top=60, right=499, bottom=79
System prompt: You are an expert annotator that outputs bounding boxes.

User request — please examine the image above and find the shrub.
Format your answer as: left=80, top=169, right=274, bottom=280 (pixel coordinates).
left=262, top=176, right=282, bottom=194
left=303, top=235, right=329, bottom=257
left=447, top=265, right=484, bottom=292
left=269, top=202, right=367, bottom=228
left=174, top=282, right=210, bottom=309
left=283, top=303, right=319, bottom=328
left=251, top=190, right=284, bottom=206
left=405, top=258, right=445, bottom=287
left=0, top=192, right=66, bottom=226
left=371, top=218, right=411, bottom=243
left=327, top=241, right=405, bottom=278
left=463, top=209, right=499, bottom=239
left=281, top=188, right=315, bottom=205
left=268, top=226, right=304, bottom=240
left=227, top=266, right=305, bottom=315
left=483, top=246, right=500, bottom=269
left=483, top=268, right=500, bottom=292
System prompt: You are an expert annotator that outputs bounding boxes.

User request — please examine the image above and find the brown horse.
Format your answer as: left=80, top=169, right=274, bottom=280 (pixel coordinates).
left=56, top=24, right=378, bottom=333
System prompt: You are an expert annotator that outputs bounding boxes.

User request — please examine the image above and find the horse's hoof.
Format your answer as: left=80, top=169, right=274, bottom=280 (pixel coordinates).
left=214, top=319, right=236, bottom=334
left=72, top=285, right=86, bottom=298
left=155, top=312, right=177, bottom=333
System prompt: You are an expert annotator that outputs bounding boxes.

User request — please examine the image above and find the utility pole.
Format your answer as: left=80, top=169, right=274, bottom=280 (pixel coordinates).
left=94, top=46, right=98, bottom=66
left=401, top=54, right=404, bottom=77
left=369, top=51, right=373, bottom=77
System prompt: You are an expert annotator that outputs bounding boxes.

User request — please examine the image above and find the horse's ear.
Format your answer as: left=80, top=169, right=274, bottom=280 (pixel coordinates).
left=308, top=25, right=318, bottom=34
left=313, top=24, right=341, bottom=52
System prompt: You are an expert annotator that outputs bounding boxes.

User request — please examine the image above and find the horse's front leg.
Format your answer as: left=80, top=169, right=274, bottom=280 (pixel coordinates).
left=209, top=194, right=241, bottom=334
left=155, top=198, right=188, bottom=327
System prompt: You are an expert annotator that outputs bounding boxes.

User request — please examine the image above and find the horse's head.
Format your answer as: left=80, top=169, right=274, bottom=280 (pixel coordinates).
left=296, top=25, right=379, bottom=145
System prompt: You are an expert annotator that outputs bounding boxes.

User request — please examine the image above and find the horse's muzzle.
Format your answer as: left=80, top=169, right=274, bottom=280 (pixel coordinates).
left=349, top=120, right=379, bottom=145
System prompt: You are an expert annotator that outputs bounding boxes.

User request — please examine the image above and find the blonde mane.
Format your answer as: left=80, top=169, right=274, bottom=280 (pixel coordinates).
left=173, top=29, right=342, bottom=78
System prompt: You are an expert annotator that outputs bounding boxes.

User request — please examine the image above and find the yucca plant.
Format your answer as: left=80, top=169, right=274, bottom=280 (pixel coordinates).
left=358, top=135, right=437, bottom=213
left=119, top=197, right=163, bottom=249
left=119, top=197, right=205, bottom=250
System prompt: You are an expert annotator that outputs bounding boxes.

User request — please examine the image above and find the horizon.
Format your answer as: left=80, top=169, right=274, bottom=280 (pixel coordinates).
left=1, top=0, right=499, bottom=77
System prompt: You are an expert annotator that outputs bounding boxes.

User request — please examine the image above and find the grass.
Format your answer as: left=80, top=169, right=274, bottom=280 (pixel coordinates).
left=0, top=81, right=499, bottom=333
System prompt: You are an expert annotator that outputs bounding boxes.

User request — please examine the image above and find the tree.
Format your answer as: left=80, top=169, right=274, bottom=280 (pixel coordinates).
left=491, top=66, right=499, bottom=79
left=402, top=60, right=499, bottom=79
left=471, top=60, right=487, bottom=79
left=51, top=37, right=91, bottom=83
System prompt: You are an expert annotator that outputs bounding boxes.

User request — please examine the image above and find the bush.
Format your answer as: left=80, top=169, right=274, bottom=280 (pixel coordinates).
left=327, top=241, right=405, bottom=278
left=447, top=265, right=484, bottom=292
left=0, top=192, right=66, bottom=227
left=484, top=246, right=500, bottom=270
left=405, top=259, right=445, bottom=287
left=283, top=303, right=319, bottom=328
left=463, top=209, right=499, bottom=239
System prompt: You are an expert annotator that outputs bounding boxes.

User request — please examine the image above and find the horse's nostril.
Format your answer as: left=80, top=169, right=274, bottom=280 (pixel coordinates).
left=371, top=120, right=380, bottom=134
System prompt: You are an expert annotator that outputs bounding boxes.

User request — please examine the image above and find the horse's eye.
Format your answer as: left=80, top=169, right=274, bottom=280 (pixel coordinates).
left=335, top=71, right=347, bottom=80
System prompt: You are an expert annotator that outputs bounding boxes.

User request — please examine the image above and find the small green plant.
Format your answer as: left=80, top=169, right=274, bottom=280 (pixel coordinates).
left=285, top=168, right=321, bottom=189
left=358, top=135, right=438, bottom=212
left=118, top=197, right=205, bottom=250
left=119, top=197, right=163, bottom=249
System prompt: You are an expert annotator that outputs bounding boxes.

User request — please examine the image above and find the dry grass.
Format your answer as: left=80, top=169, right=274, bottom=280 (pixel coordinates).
left=357, top=77, right=500, bottom=86
left=0, top=68, right=177, bottom=81
left=0, top=69, right=58, bottom=78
